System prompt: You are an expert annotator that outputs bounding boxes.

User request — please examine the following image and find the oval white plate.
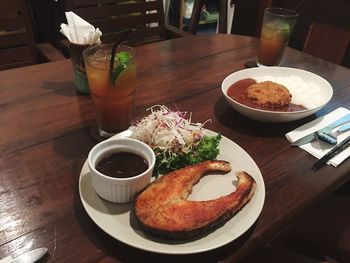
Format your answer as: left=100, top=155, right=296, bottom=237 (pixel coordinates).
left=79, top=130, right=265, bottom=254
left=221, top=67, right=333, bottom=122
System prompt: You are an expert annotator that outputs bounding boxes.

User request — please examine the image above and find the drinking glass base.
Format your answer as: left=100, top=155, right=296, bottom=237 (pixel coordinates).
left=245, top=60, right=258, bottom=68
left=99, top=129, right=116, bottom=139
left=256, top=61, right=280, bottom=67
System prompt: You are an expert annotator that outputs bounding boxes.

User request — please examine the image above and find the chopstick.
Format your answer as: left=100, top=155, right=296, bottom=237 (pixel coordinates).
left=312, top=135, right=350, bottom=170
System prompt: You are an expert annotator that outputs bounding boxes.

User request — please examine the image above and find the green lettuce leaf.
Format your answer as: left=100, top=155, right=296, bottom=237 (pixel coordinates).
left=153, top=134, right=221, bottom=177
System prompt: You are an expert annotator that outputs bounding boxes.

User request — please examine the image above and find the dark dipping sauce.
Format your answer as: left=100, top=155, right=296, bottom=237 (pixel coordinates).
left=96, top=152, right=148, bottom=178
left=227, top=78, right=307, bottom=112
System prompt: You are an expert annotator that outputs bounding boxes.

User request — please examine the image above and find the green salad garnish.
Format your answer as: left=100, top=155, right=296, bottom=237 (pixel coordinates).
left=129, top=105, right=222, bottom=177
left=153, top=134, right=221, bottom=177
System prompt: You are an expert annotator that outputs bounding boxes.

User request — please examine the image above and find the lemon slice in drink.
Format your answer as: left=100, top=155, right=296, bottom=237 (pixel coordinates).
left=114, top=64, right=136, bottom=88
left=109, top=51, right=133, bottom=84
left=278, top=22, right=291, bottom=38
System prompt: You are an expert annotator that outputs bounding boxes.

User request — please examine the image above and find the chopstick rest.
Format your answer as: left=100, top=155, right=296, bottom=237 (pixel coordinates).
left=313, top=135, right=350, bottom=170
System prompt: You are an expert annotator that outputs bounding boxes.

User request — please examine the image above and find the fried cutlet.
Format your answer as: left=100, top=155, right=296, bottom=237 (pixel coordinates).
left=246, top=81, right=292, bottom=108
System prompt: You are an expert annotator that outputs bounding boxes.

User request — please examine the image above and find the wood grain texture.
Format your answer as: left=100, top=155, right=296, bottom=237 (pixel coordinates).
left=0, top=0, right=64, bottom=70
left=0, top=34, right=350, bottom=262
left=0, top=0, right=37, bottom=70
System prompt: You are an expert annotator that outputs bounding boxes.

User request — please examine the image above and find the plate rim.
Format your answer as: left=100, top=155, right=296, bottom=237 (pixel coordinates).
left=79, top=129, right=265, bottom=254
left=221, top=66, right=333, bottom=116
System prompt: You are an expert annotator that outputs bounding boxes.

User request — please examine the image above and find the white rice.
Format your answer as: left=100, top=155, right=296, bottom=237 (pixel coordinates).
left=254, top=75, right=325, bottom=109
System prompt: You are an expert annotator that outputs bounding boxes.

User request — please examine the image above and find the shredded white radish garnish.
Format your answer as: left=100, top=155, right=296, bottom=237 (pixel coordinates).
left=130, top=105, right=209, bottom=155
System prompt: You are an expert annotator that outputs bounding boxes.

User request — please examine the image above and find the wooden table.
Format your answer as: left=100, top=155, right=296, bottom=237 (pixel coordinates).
left=1, top=34, right=350, bottom=262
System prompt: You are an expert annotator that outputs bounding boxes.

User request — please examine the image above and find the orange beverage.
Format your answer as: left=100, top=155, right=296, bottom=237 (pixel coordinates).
left=257, top=8, right=298, bottom=67
left=83, top=45, right=136, bottom=137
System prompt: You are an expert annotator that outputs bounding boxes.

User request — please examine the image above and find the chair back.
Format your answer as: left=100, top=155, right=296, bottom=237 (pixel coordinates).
left=231, top=0, right=271, bottom=36
left=63, top=0, right=168, bottom=45
left=0, top=0, right=38, bottom=70
left=303, top=23, right=350, bottom=65
left=187, top=0, right=202, bottom=34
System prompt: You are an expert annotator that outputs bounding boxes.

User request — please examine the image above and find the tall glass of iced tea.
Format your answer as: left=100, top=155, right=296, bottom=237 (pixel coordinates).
left=83, top=44, right=136, bottom=138
left=257, top=8, right=298, bottom=67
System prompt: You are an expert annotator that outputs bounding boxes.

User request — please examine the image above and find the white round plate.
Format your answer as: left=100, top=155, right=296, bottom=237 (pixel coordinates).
left=79, top=129, right=265, bottom=254
left=221, top=67, right=333, bottom=122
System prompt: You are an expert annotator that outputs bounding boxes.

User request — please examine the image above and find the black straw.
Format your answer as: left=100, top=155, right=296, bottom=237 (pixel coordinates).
left=109, top=25, right=145, bottom=73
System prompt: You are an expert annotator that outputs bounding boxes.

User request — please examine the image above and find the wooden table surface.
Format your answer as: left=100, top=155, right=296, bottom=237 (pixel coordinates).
left=1, top=34, right=350, bottom=262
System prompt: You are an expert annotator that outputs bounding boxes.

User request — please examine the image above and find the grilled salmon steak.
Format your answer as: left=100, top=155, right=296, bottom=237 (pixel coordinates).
left=134, top=160, right=256, bottom=239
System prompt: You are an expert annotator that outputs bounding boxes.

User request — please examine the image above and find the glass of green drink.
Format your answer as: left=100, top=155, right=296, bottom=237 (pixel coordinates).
left=257, top=8, right=298, bottom=67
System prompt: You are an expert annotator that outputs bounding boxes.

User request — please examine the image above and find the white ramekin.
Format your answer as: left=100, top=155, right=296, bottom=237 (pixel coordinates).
left=88, top=138, right=155, bottom=203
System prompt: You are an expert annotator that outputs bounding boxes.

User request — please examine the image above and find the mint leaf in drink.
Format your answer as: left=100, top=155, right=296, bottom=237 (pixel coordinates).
left=109, top=51, right=132, bottom=84
left=116, top=51, right=131, bottom=64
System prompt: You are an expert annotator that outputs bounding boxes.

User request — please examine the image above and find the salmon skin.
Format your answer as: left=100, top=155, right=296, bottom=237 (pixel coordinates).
left=134, top=160, right=256, bottom=240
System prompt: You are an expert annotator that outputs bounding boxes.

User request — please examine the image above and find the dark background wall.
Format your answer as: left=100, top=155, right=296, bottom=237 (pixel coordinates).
left=29, top=0, right=350, bottom=67
left=29, top=0, right=65, bottom=43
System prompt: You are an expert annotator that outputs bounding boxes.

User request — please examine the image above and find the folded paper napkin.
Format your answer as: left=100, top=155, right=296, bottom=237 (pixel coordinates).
left=286, top=107, right=350, bottom=167
left=60, top=12, right=102, bottom=44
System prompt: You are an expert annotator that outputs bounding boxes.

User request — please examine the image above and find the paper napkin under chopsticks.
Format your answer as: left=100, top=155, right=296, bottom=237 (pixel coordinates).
left=0, top=256, right=12, bottom=263
left=60, top=12, right=102, bottom=44
left=286, top=107, right=350, bottom=167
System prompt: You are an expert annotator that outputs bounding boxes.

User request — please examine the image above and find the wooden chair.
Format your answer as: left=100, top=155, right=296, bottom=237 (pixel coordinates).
left=187, top=0, right=203, bottom=34
left=58, top=0, right=188, bottom=52
left=217, top=0, right=238, bottom=34
left=0, top=0, right=65, bottom=70
left=303, top=22, right=350, bottom=65
left=0, top=1, right=37, bottom=70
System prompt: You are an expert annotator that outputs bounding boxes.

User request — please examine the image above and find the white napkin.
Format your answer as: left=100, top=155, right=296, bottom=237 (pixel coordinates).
left=60, top=12, right=102, bottom=44
left=286, top=107, right=350, bottom=167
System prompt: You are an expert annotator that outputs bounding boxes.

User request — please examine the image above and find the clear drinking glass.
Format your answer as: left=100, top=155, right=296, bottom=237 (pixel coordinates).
left=69, top=42, right=92, bottom=94
left=257, top=8, right=298, bottom=67
left=83, top=44, right=137, bottom=138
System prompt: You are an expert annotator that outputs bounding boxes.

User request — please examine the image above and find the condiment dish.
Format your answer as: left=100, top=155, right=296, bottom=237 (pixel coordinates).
left=221, top=67, right=333, bottom=122
left=88, top=138, right=155, bottom=203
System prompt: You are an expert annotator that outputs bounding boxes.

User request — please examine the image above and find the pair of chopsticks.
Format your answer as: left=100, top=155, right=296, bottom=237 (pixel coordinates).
left=312, top=135, right=350, bottom=170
